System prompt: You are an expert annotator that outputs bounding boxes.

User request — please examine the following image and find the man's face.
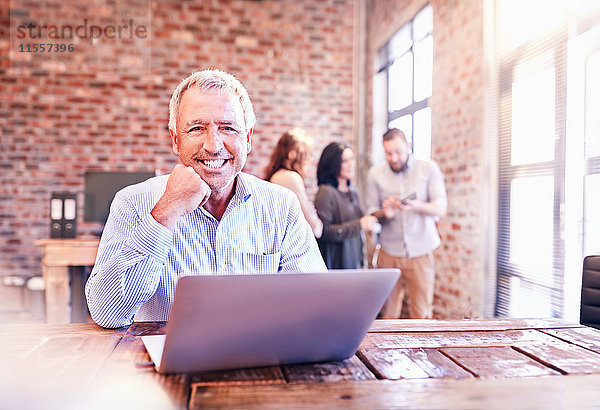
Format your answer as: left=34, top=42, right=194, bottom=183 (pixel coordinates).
left=383, top=136, right=409, bottom=173
left=171, top=87, right=252, bottom=193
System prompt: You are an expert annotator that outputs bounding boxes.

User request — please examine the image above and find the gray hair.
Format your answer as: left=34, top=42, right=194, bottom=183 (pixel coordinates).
left=168, top=69, right=256, bottom=134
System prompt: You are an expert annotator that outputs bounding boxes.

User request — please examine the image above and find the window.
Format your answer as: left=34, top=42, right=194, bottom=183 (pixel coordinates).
left=493, top=0, right=600, bottom=320
left=372, top=5, right=433, bottom=164
left=583, top=48, right=600, bottom=257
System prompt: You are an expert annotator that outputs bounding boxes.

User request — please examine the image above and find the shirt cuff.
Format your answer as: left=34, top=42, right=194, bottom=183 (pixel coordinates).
left=125, top=214, right=173, bottom=261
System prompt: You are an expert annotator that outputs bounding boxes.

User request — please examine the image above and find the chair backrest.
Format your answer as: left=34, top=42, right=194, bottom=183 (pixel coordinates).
left=581, top=255, right=600, bottom=330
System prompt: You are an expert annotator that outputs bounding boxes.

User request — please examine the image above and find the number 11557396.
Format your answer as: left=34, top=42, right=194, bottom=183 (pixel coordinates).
left=18, top=43, right=74, bottom=52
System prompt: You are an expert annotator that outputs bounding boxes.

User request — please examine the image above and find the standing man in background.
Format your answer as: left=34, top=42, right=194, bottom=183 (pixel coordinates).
left=365, top=128, right=447, bottom=319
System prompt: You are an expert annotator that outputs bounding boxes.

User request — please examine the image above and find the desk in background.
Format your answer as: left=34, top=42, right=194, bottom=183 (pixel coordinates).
left=34, top=238, right=100, bottom=324
left=2, top=318, right=600, bottom=409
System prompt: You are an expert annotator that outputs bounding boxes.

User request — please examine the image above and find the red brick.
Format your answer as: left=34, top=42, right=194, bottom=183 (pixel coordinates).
left=0, top=0, right=356, bottom=280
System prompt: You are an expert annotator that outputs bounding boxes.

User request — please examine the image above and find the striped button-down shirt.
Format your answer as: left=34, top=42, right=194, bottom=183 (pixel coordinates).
left=85, top=172, right=326, bottom=328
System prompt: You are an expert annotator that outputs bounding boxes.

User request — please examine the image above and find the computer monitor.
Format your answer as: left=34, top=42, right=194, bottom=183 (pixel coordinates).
left=84, top=171, right=155, bottom=223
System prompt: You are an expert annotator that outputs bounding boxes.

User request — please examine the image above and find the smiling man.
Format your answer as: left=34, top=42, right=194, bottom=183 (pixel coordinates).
left=86, top=69, right=326, bottom=328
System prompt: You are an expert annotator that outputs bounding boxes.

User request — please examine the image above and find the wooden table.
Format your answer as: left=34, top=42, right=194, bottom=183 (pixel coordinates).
left=34, top=238, right=100, bottom=323
left=2, top=319, right=600, bottom=409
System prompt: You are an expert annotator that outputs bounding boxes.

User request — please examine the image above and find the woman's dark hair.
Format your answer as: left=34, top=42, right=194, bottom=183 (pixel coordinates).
left=264, top=128, right=312, bottom=180
left=317, top=142, right=350, bottom=188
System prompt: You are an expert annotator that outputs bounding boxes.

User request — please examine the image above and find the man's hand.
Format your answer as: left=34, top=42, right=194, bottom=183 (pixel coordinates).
left=397, top=198, right=416, bottom=211
left=151, top=164, right=211, bottom=230
left=382, top=196, right=400, bottom=218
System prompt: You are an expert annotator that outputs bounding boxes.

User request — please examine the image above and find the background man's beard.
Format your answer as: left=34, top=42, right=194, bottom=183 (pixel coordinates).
left=391, top=160, right=408, bottom=173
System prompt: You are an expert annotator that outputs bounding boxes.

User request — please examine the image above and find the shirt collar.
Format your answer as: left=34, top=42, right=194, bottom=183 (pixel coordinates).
left=197, top=173, right=252, bottom=221
left=230, top=172, right=253, bottom=206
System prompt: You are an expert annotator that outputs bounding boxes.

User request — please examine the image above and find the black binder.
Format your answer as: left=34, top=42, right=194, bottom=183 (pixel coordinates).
left=50, top=192, right=77, bottom=238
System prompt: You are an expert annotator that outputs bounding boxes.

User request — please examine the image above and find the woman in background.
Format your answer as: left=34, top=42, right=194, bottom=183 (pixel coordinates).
left=314, top=142, right=378, bottom=269
left=265, top=128, right=323, bottom=238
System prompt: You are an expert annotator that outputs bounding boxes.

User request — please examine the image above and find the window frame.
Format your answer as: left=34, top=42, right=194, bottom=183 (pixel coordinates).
left=374, top=4, right=432, bottom=161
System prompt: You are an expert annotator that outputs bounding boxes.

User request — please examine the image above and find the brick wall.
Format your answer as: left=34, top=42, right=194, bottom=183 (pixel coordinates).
left=366, top=0, right=486, bottom=318
left=2, top=0, right=487, bottom=319
left=0, top=0, right=356, bottom=279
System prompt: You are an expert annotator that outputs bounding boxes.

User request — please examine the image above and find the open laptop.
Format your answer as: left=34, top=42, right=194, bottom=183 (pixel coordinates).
left=141, top=269, right=400, bottom=374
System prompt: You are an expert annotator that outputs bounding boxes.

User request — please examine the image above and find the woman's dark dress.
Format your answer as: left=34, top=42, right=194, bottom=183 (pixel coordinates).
left=314, top=184, right=365, bottom=269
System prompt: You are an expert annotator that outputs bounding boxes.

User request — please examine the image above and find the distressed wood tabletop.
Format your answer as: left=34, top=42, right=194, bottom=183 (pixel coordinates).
left=3, top=319, right=600, bottom=409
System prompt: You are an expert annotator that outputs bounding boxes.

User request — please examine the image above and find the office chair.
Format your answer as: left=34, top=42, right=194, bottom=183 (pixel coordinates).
left=580, top=255, right=600, bottom=330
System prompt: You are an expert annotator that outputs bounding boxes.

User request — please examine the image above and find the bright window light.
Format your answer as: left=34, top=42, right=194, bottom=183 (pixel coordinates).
left=586, top=49, right=600, bottom=158
left=584, top=173, right=600, bottom=255
left=511, top=65, right=556, bottom=165
left=509, top=175, right=554, bottom=279
left=414, top=35, right=433, bottom=102
left=388, top=52, right=413, bottom=112
left=501, top=0, right=566, bottom=50
left=413, top=108, right=431, bottom=160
